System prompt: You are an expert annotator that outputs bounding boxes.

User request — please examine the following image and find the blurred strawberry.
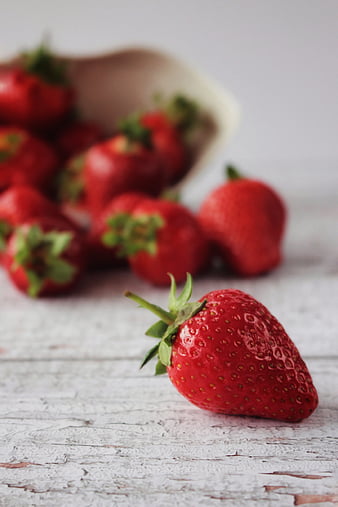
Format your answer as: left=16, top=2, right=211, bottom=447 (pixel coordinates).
left=199, top=166, right=287, bottom=276
left=3, top=216, right=86, bottom=297
left=104, top=198, right=209, bottom=285
left=0, top=185, right=75, bottom=259
left=139, top=94, right=199, bottom=185
left=84, top=118, right=165, bottom=216
left=87, top=191, right=148, bottom=269
left=0, top=126, right=58, bottom=192
left=0, top=44, right=73, bottom=131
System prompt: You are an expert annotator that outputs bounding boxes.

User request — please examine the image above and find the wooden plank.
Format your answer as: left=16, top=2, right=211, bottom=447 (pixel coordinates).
left=0, top=358, right=336, bottom=506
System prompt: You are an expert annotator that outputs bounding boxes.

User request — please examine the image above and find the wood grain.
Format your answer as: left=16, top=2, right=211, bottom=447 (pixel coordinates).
left=0, top=178, right=337, bottom=505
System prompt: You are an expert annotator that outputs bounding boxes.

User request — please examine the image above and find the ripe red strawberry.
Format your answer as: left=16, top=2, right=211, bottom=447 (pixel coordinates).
left=199, top=166, right=286, bottom=276
left=0, top=127, right=58, bottom=191
left=84, top=119, right=165, bottom=216
left=87, top=191, right=148, bottom=269
left=0, top=45, right=73, bottom=130
left=3, top=216, right=86, bottom=297
left=55, top=120, right=103, bottom=159
left=137, top=94, right=199, bottom=185
left=125, top=274, right=318, bottom=422
left=0, top=185, right=66, bottom=255
left=104, top=198, right=209, bottom=285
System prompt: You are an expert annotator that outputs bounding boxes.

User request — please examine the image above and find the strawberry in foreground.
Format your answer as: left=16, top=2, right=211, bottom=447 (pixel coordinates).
left=3, top=216, right=86, bottom=297
left=199, top=166, right=287, bottom=276
left=125, top=274, right=318, bottom=422
left=84, top=118, right=165, bottom=216
left=103, top=198, right=209, bottom=285
left=0, top=44, right=73, bottom=131
left=0, top=127, right=58, bottom=192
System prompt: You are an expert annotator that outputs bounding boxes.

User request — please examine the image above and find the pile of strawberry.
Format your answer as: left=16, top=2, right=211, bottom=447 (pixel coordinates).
left=0, top=45, right=286, bottom=297
left=0, top=45, right=319, bottom=425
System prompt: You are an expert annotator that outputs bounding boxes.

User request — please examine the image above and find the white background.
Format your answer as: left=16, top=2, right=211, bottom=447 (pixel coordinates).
left=1, top=0, right=338, bottom=193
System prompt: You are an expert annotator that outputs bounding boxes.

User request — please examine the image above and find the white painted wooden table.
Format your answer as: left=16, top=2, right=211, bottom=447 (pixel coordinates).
left=0, top=165, right=337, bottom=506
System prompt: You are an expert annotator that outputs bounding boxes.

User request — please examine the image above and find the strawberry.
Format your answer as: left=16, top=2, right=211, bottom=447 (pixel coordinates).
left=104, top=198, right=209, bottom=285
left=0, top=185, right=66, bottom=255
left=87, top=191, right=148, bottom=269
left=0, top=45, right=73, bottom=131
left=84, top=119, right=165, bottom=216
left=3, top=216, right=86, bottom=297
left=199, top=166, right=287, bottom=276
left=55, top=120, right=103, bottom=159
left=137, top=94, right=199, bottom=185
left=125, top=274, right=318, bottom=422
left=0, top=127, right=58, bottom=192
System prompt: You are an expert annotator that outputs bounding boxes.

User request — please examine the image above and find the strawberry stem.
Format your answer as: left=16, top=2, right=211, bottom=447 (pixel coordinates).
left=124, top=291, right=174, bottom=324
left=226, top=164, right=242, bottom=181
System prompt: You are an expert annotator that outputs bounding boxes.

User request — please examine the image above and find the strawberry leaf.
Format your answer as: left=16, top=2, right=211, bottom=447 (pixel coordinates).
left=168, top=272, right=193, bottom=312
left=155, top=361, right=167, bottom=376
left=46, top=257, right=75, bottom=284
left=140, top=343, right=160, bottom=369
left=0, top=220, right=12, bottom=251
left=158, top=340, right=172, bottom=367
left=104, top=213, right=164, bottom=257
left=26, top=270, right=44, bottom=298
left=146, top=320, right=168, bottom=338
left=154, top=93, right=199, bottom=131
left=13, top=224, right=75, bottom=297
left=118, top=114, right=152, bottom=148
left=125, top=273, right=206, bottom=374
left=22, top=44, right=69, bottom=86
left=46, top=232, right=72, bottom=256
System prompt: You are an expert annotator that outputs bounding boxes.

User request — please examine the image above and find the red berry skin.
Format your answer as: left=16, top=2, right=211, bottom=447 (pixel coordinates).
left=168, top=289, right=318, bottom=422
left=0, top=185, right=63, bottom=225
left=87, top=192, right=148, bottom=269
left=3, top=216, right=86, bottom=297
left=141, top=112, right=188, bottom=185
left=84, top=135, right=166, bottom=217
left=199, top=179, right=286, bottom=276
left=55, top=121, right=103, bottom=159
left=0, top=68, right=73, bottom=131
left=0, top=127, right=58, bottom=192
left=129, top=200, right=209, bottom=285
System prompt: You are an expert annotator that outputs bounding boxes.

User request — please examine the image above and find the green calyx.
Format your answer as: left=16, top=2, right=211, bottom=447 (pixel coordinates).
left=102, top=212, right=164, bottom=257
left=0, top=133, right=24, bottom=162
left=13, top=224, right=75, bottom=297
left=155, top=93, right=199, bottom=131
left=226, top=164, right=243, bottom=181
left=118, top=114, right=152, bottom=149
left=56, top=154, right=85, bottom=203
left=125, top=273, right=206, bottom=375
left=0, top=220, right=13, bottom=251
left=22, top=44, right=69, bottom=86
